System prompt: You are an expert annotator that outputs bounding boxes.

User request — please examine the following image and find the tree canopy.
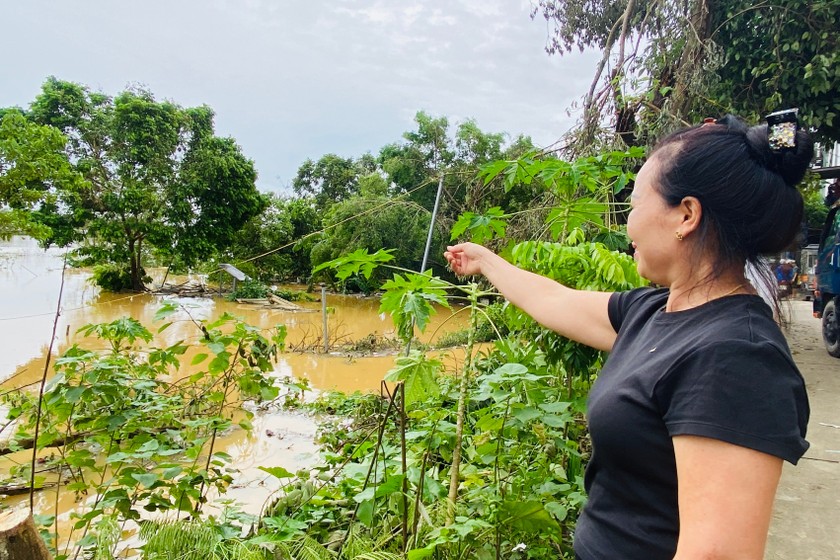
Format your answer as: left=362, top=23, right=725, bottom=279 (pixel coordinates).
left=532, top=0, right=840, bottom=150
left=22, top=77, right=266, bottom=290
left=0, top=110, right=82, bottom=239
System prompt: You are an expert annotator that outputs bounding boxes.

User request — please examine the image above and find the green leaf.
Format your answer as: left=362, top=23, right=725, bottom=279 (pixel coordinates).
left=478, top=158, right=513, bottom=185
left=132, top=473, right=159, bottom=488
left=498, top=500, right=561, bottom=533
left=312, top=248, right=396, bottom=280
left=357, top=499, right=375, bottom=526
left=379, top=272, right=450, bottom=341
left=449, top=207, right=508, bottom=244
left=63, top=386, right=86, bottom=403
left=106, top=452, right=132, bottom=464
left=354, top=553, right=404, bottom=560
left=374, top=475, right=405, bottom=498
left=258, top=466, right=295, bottom=479
left=407, top=546, right=436, bottom=559
left=353, top=487, right=376, bottom=503
left=190, top=352, right=209, bottom=365
left=384, top=351, right=443, bottom=406
left=162, top=466, right=183, bottom=480
left=154, top=302, right=179, bottom=322
left=474, top=413, right=504, bottom=432
left=544, top=501, right=569, bottom=521
left=511, top=405, right=542, bottom=424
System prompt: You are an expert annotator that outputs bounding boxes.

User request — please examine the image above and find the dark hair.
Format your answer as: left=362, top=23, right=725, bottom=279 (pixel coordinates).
left=650, top=115, right=814, bottom=269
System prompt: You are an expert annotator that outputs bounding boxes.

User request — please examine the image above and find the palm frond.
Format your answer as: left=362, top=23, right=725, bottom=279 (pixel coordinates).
left=293, top=535, right=336, bottom=560
left=339, top=526, right=376, bottom=559
left=140, top=520, right=219, bottom=560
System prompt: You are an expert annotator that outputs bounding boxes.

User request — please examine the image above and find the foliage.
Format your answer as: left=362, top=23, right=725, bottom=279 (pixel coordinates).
left=803, top=179, right=830, bottom=232
left=0, top=110, right=83, bottom=240
left=229, top=195, right=321, bottom=282
left=279, top=144, right=645, bottom=557
left=471, top=147, right=643, bottom=246
left=1, top=308, right=290, bottom=559
left=269, top=334, right=592, bottom=558
left=23, top=77, right=265, bottom=290
left=140, top=517, right=268, bottom=560
left=279, top=112, right=544, bottom=291
left=309, top=196, right=431, bottom=291
left=379, top=272, right=451, bottom=343
left=434, top=302, right=509, bottom=348
left=711, top=0, right=840, bottom=142
left=532, top=0, right=840, bottom=151
left=228, top=279, right=271, bottom=300
left=91, top=262, right=150, bottom=292
left=293, top=153, right=362, bottom=212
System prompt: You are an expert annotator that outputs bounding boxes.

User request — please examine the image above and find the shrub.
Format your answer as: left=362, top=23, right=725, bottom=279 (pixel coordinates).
left=228, top=279, right=270, bottom=300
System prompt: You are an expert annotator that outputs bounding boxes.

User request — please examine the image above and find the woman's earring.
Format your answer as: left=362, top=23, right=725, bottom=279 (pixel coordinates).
left=675, top=231, right=684, bottom=241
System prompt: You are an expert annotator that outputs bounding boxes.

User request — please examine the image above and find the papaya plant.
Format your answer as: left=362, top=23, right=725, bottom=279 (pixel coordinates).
left=247, top=146, right=645, bottom=559
left=1, top=306, right=290, bottom=559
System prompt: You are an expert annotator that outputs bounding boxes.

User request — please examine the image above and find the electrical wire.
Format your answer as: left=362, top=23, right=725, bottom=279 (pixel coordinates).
left=0, top=170, right=473, bottom=323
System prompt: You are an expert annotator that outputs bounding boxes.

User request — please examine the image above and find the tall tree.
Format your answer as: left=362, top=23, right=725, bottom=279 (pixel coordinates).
left=532, top=0, right=840, bottom=150
left=27, top=77, right=265, bottom=290
left=229, top=195, right=320, bottom=281
left=310, top=195, right=432, bottom=291
left=379, top=111, right=453, bottom=211
left=292, top=153, right=359, bottom=212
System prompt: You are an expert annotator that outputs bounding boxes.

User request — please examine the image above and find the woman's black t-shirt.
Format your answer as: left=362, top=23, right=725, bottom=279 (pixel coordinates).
left=574, top=288, right=810, bottom=560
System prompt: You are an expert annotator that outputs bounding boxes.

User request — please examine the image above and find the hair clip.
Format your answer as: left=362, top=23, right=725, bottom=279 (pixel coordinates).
left=766, top=108, right=799, bottom=152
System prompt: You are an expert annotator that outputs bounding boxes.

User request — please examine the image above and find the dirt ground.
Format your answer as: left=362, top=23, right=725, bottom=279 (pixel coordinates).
left=766, top=300, right=840, bottom=560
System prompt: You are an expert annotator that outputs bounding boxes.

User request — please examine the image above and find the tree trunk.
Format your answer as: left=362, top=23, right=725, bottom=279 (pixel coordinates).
left=129, top=236, right=145, bottom=291
left=128, top=237, right=139, bottom=291
left=0, top=509, right=52, bottom=560
left=671, top=0, right=714, bottom=117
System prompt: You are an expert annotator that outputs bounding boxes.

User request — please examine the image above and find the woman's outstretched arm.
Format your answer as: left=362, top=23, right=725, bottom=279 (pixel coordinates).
left=444, top=242, right=618, bottom=352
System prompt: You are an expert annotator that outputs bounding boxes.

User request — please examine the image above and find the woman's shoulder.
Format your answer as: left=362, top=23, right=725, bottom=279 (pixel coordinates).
left=608, top=286, right=667, bottom=331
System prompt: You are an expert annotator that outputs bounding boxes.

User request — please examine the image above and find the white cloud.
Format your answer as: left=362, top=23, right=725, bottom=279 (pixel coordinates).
left=0, top=0, right=599, bottom=192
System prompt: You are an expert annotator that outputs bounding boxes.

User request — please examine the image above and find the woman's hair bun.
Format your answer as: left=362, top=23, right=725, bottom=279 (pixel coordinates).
left=743, top=120, right=814, bottom=188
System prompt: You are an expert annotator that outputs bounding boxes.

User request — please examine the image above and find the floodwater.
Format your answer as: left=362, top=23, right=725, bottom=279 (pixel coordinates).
left=0, top=236, right=470, bottom=544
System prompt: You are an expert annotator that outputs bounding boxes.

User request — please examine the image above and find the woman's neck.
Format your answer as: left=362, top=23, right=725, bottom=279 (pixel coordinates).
left=665, top=270, right=753, bottom=312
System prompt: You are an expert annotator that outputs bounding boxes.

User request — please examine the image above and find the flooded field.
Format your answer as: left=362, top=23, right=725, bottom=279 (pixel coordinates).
left=0, top=236, right=470, bottom=539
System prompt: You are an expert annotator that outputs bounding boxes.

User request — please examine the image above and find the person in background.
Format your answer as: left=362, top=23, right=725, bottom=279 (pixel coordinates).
left=775, top=259, right=796, bottom=298
left=445, top=113, right=811, bottom=560
left=824, top=179, right=840, bottom=207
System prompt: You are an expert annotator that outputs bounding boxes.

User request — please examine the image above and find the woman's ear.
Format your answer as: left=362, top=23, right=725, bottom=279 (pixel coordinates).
left=679, top=196, right=703, bottom=236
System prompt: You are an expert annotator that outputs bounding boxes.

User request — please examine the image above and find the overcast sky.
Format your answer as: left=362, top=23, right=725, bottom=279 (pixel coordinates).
left=1, top=0, right=598, bottom=193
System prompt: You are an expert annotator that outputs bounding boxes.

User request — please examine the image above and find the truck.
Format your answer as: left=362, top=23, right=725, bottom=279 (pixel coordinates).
left=810, top=165, right=840, bottom=356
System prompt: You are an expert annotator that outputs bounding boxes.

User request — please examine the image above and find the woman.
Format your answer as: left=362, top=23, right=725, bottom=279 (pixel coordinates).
left=444, top=115, right=811, bottom=560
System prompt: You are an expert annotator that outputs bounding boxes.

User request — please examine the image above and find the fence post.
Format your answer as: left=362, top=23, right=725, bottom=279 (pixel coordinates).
left=321, top=283, right=328, bottom=353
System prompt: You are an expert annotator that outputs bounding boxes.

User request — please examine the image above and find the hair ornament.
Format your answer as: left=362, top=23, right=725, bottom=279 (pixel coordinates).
left=766, top=108, right=799, bottom=152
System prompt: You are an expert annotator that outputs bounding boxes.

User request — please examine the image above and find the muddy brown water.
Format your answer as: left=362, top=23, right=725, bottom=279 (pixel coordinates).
left=0, top=236, right=470, bottom=547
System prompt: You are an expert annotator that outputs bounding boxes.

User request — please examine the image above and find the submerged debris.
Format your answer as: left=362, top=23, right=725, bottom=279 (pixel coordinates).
left=152, top=279, right=212, bottom=297
left=234, top=294, right=309, bottom=311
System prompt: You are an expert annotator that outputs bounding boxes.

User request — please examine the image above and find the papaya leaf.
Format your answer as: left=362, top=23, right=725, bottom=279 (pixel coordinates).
left=449, top=207, right=508, bottom=244
left=312, top=248, right=396, bottom=280
left=380, top=272, right=449, bottom=341
left=384, top=351, right=443, bottom=406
